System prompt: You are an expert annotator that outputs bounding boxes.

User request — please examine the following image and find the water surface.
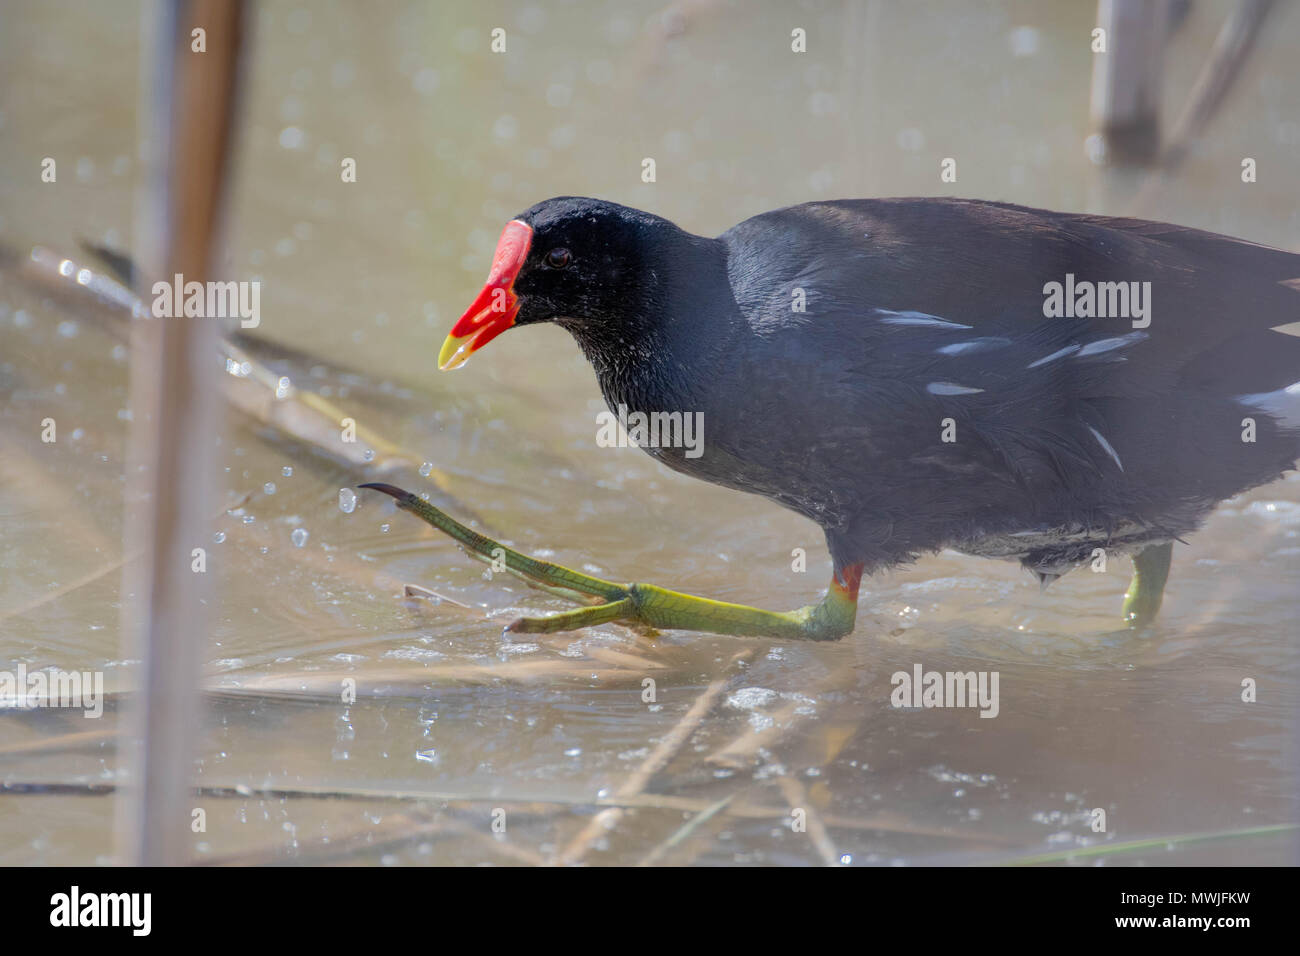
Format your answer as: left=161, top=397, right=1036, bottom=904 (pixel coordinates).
left=1, top=0, right=1297, bottom=865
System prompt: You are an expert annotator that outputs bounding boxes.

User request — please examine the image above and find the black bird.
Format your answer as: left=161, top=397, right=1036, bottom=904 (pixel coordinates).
left=364, top=197, right=1300, bottom=640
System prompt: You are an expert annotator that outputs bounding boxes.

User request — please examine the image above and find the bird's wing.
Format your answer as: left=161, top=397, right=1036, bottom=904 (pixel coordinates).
left=723, top=197, right=1300, bottom=393
left=719, top=197, right=1300, bottom=498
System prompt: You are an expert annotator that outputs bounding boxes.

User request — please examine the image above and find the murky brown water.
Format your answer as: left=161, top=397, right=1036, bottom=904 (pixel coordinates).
left=2, top=0, right=1297, bottom=865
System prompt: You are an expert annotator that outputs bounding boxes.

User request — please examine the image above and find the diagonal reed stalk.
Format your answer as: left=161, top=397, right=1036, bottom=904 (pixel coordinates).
left=1000, top=822, right=1300, bottom=866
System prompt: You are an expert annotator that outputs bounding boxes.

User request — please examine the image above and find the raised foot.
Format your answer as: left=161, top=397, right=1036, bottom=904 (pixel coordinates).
left=1122, top=541, right=1173, bottom=628
left=359, top=483, right=861, bottom=640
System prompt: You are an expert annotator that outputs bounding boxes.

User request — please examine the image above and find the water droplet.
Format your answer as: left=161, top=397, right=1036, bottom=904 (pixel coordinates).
left=380, top=523, right=390, bottom=533
left=291, top=528, right=309, bottom=548
left=263, top=482, right=276, bottom=495
left=338, top=487, right=357, bottom=513
left=213, top=531, right=226, bottom=544
left=362, top=448, right=375, bottom=462
left=418, top=461, right=433, bottom=477
left=279, top=125, right=305, bottom=150
left=282, top=465, right=293, bottom=477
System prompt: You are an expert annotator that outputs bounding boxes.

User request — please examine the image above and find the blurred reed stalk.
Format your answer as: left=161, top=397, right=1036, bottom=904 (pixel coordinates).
left=115, top=0, right=245, bottom=865
left=1090, top=0, right=1170, bottom=166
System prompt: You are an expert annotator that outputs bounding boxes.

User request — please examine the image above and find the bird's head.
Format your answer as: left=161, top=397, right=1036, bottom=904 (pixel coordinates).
left=438, top=197, right=694, bottom=370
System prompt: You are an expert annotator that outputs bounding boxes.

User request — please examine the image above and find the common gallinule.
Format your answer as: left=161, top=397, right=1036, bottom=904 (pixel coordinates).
left=363, top=197, right=1300, bottom=640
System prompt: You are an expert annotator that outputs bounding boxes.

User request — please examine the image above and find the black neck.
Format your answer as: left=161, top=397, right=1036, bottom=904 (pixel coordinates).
left=562, top=233, right=735, bottom=412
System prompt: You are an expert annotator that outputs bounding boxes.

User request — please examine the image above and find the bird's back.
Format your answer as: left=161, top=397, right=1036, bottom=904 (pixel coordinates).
left=702, top=198, right=1300, bottom=572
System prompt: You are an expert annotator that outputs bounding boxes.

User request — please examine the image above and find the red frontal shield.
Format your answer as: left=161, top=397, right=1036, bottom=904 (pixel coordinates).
left=438, top=219, right=533, bottom=370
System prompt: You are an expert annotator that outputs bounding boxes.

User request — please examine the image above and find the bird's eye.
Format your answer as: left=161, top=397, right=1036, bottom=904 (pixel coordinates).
left=545, top=247, right=571, bottom=269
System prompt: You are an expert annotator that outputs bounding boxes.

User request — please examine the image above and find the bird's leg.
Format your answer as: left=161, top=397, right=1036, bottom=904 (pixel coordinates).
left=359, top=483, right=626, bottom=603
left=1121, top=542, right=1173, bottom=627
left=509, top=571, right=861, bottom=640
left=359, top=483, right=860, bottom=641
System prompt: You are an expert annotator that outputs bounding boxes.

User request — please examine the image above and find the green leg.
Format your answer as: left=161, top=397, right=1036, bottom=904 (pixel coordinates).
left=359, top=483, right=860, bottom=641
left=1122, top=542, right=1173, bottom=627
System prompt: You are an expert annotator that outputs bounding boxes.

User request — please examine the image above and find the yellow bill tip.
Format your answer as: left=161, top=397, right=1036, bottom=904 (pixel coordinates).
left=438, top=333, right=473, bottom=371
